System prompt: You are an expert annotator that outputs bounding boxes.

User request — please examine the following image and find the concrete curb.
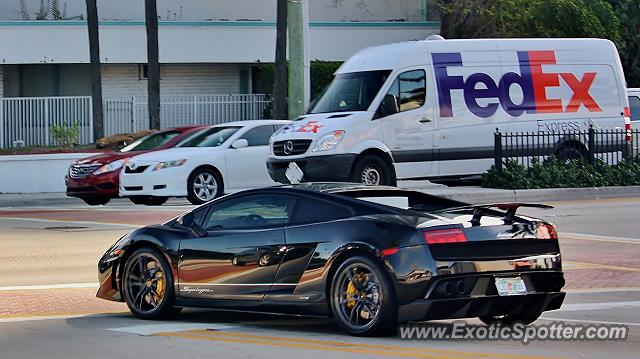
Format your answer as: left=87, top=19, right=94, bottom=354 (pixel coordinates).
left=428, top=186, right=640, bottom=204
left=1, top=185, right=640, bottom=208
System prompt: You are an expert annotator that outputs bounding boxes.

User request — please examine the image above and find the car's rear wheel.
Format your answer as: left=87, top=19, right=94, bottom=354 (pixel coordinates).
left=122, top=248, right=181, bottom=320
left=349, top=155, right=395, bottom=186
left=187, top=167, right=223, bottom=205
left=330, top=256, right=397, bottom=336
left=129, top=196, right=168, bottom=206
left=82, top=197, right=110, bottom=206
left=479, top=310, right=543, bottom=326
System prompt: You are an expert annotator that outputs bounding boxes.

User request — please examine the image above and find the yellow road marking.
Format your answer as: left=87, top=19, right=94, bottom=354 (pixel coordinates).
left=156, top=330, right=557, bottom=359
left=564, top=261, right=640, bottom=272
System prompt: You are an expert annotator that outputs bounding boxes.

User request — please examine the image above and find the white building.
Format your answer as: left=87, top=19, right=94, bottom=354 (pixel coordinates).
left=0, top=0, right=439, bottom=147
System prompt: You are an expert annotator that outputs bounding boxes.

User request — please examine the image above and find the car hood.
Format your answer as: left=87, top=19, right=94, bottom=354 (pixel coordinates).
left=74, top=151, right=146, bottom=165
left=126, top=147, right=222, bottom=164
left=271, top=111, right=369, bottom=141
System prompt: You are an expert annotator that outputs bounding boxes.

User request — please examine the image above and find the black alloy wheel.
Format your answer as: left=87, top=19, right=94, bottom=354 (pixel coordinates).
left=330, top=256, right=397, bottom=336
left=122, top=248, right=181, bottom=319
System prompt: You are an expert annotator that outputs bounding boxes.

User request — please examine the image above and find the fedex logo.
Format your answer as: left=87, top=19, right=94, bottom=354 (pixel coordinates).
left=432, top=51, right=602, bottom=118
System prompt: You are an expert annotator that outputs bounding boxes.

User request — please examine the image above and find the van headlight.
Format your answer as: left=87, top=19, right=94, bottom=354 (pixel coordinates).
left=312, top=130, right=345, bottom=152
left=93, top=159, right=127, bottom=175
left=153, top=159, right=187, bottom=171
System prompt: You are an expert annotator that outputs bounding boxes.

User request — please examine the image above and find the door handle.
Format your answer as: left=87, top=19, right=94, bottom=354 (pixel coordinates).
left=419, top=117, right=432, bottom=123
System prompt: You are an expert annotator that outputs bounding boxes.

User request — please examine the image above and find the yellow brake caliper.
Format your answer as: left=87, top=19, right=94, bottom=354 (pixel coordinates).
left=345, top=273, right=364, bottom=309
left=155, top=271, right=166, bottom=301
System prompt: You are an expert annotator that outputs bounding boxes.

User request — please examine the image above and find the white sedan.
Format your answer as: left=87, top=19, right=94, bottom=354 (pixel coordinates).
left=119, top=120, right=291, bottom=205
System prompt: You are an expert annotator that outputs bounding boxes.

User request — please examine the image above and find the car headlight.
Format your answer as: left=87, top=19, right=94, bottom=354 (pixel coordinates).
left=153, top=159, right=187, bottom=171
left=93, top=159, right=127, bottom=175
left=312, top=130, right=346, bottom=152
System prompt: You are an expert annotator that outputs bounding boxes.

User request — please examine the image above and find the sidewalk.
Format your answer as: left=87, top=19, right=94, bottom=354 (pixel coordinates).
left=2, top=183, right=640, bottom=207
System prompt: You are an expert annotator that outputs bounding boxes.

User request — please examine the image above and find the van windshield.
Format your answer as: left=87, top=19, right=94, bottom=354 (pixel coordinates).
left=308, top=70, right=391, bottom=114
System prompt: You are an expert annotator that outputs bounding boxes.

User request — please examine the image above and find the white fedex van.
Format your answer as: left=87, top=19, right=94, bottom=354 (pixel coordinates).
left=267, top=38, right=631, bottom=185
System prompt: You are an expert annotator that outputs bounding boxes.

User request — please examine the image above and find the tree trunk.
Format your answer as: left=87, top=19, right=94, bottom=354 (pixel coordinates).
left=145, top=0, right=161, bottom=130
left=85, top=0, right=103, bottom=141
left=273, top=0, right=288, bottom=120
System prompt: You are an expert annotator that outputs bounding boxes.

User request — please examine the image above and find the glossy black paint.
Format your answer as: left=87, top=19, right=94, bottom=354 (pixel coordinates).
left=97, top=183, right=565, bottom=322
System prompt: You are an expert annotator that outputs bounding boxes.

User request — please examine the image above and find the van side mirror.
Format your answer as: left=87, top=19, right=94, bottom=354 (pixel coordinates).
left=231, top=139, right=249, bottom=149
left=177, top=212, right=206, bottom=237
left=376, top=94, right=399, bottom=119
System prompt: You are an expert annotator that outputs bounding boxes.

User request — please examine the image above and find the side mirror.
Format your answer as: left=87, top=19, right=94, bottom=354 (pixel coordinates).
left=231, top=139, right=249, bottom=149
left=177, top=212, right=206, bottom=237
left=376, top=94, right=399, bottom=119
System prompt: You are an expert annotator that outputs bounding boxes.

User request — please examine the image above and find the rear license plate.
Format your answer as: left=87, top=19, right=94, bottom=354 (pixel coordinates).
left=285, top=162, right=304, bottom=184
left=495, top=277, right=527, bottom=296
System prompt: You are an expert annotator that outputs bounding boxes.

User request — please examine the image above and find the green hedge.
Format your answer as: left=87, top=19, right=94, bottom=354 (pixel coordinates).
left=256, top=61, right=342, bottom=100
left=482, top=157, right=640, bottom=189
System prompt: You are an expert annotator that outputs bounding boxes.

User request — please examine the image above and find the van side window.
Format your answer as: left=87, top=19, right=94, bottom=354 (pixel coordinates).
left=382, top=70, right=426, bottom=115
left=630, top=96, right=640, bottom=121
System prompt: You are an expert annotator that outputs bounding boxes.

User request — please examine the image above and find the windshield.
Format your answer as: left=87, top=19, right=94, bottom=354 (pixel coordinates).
left=119, top=130, right=181, bottom=152
left=178, top=126, right=241, bottom=148
left=308, top=70, right=391, bottom=114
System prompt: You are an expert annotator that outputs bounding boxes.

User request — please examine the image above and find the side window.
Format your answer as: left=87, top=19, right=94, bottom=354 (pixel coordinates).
left=380, top=70, right=426, bottom=115
left=204, top=194, right=294, bottom=230
left=192, top=207, right=208, bottom=227
left=290, top=197, right=353, bottom=224
left=398, top=70, right=426, bottom=112
left=239, top=125, right=275, bottom=146
left=629, top=96, right=640, bottom=121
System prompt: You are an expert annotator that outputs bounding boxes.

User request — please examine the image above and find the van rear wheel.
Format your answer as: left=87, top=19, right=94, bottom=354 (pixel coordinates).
left=350, top=155, right=395, bottom=186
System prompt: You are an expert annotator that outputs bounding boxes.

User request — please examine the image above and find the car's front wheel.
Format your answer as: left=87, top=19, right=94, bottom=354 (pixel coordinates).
left=330, top=256, right=397, bottom=336
left=187, top=167, right=223, bottom=205
left=122, top=248, right=181, bottom=319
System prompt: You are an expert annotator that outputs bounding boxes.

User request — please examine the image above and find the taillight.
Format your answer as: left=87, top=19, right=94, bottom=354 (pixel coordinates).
left=536, top=223, right=558, bottom=240
left=424, top=228, right=467, bottom=245
left=381, top=247, right=399, bottom=257
left=624, top=107, right=632, bottom=142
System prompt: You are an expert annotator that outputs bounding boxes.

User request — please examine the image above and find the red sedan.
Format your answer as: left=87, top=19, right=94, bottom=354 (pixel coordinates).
left=66, top=126, right=206, bottom=206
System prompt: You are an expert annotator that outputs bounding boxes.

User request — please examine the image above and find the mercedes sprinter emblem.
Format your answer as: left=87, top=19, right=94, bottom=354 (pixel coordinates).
left=283, top=141, right=294, bottom=155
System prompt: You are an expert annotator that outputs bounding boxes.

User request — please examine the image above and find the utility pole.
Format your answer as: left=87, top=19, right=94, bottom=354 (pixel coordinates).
left=145, top=0, right=161, bottom=130
left=287, top=0, right=310, bottom=119
left=273, top=0, right=288, bottom=120
left=85, top=0, right=104, bottom=141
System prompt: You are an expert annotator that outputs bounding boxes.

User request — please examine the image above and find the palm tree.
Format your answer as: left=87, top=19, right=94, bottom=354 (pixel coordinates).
left=145, top=0, right=161, bottom=130
left=273, top=0, right=288, bottom=120
left=85, top=0, right=104, bottom=141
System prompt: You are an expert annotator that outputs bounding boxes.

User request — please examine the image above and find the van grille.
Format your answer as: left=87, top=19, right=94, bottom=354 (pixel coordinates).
left=273, top=140, right=312, bottom=156
left=69, top=164, right=101, bottom=178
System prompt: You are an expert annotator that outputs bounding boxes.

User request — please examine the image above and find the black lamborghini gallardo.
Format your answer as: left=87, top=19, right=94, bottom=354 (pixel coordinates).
left=97, top=183, right=565, bottom=336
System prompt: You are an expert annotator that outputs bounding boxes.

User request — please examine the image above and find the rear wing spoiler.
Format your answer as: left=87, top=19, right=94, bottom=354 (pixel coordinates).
left=431, top=203, right=553, bottom=226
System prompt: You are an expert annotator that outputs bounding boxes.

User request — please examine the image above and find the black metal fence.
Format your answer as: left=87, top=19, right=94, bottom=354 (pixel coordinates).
left=494, top=126, right=639, bottom=172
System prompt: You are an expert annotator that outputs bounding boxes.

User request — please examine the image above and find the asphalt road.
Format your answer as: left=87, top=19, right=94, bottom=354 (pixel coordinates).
left=0, top=197, right=639, bottom=358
